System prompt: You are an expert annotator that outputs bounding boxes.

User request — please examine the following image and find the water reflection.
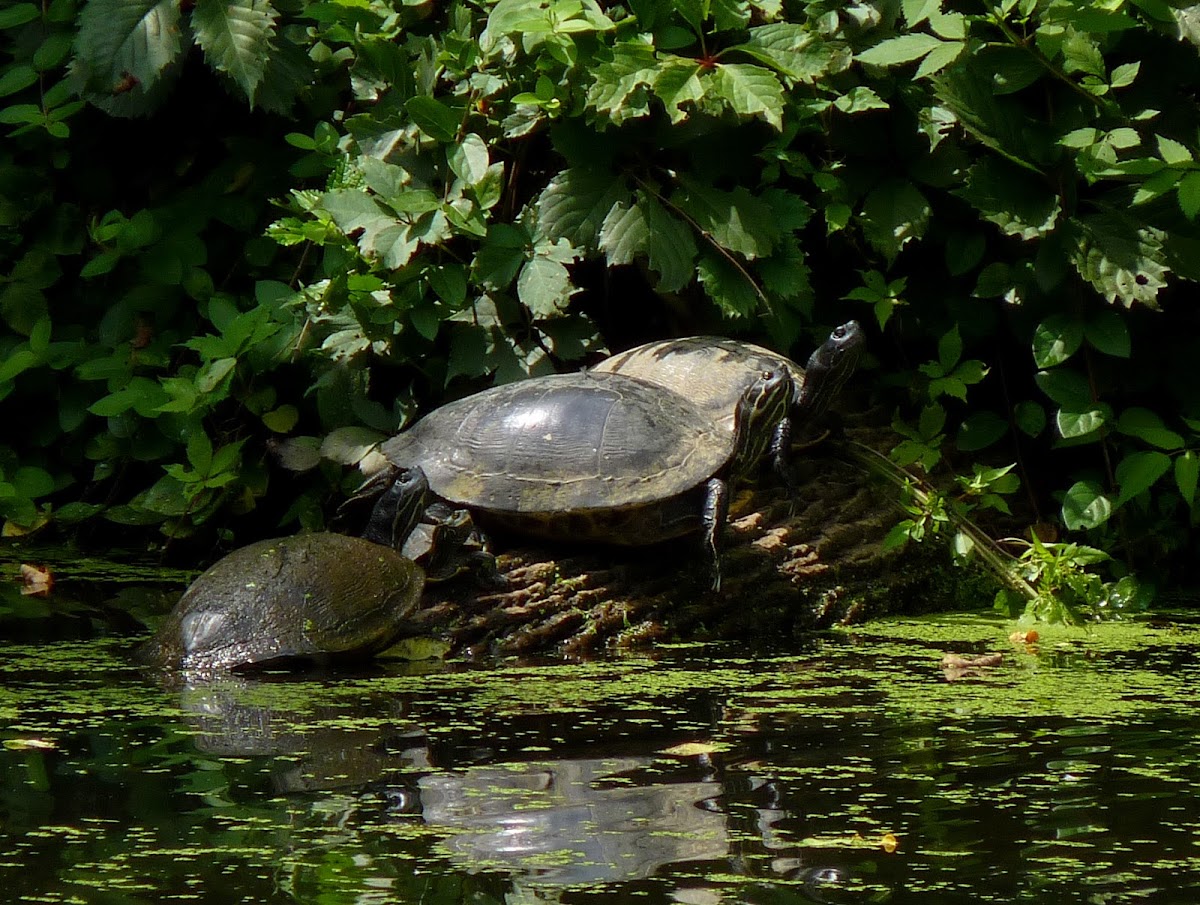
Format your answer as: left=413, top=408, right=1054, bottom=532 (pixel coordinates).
left=170, top=673, right=819, bottom=896
left=4, top=622, right=1200, bottom=904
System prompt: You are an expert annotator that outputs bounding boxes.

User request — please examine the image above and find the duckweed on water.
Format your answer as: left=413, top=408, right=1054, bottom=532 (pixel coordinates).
left=2, top=614, right=1200, bottom=903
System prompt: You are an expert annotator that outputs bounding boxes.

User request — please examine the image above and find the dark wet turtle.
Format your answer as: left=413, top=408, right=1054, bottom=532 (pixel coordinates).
left=138, top=468, right=430, bottom=671
left=592, top=321, right=865, bottom=478
left=362, top=369, right=792, bottom=589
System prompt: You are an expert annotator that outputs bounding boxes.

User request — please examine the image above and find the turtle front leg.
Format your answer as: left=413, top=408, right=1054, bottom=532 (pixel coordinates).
left=770, top=418, right=795, bottom=492
left=701, top=476, right=730, bottom=591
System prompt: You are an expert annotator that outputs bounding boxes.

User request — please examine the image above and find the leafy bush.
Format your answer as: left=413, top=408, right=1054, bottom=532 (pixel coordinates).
left=3, top=0, right=1200, bottom=597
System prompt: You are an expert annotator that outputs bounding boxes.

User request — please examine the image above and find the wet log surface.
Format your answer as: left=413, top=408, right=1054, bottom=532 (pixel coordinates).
left=409, top=407, right=998, bottom=658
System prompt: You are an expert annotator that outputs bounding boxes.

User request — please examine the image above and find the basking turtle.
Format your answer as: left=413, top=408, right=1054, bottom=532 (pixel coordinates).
left=363, top=369, right=792, bottom=589
left=592, top=321, right=865, bottom=478
left=139, top=468, right=429, bottom=671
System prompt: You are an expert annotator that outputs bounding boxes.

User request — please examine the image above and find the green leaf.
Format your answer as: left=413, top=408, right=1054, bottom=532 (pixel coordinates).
left=1070, top=209, right=1170, bottom=309
left=1175, top=451, right=1199, bottom=506
left=832, top=86, right=890, bottom=113
left=187, top=430, right=214, bottom=474
left=517, top=256, right=575, bottom=317
left=1056, top=407, right=1106, bottom=439
left=405, top=96, right=461, bottom=142
left=957, top=411, right=1008, bottom=452
left=0, top=3, right=38, bottom=29
left=955, top=157, right=1061, bottom=240
left=856, top=33, right=945, bottom=67
left=673, top=180, right=778, bottom=260
left=73, top=0, right=183, bottom=104
left=0, top=349, right=37, bottom=383
left=1116, top=407, right=1184, bottom=450
left=536, top=168, right=630, bottom=251
left=1110, top=61, right=1139, bottom=88
left=262, top=405, right=299, bottom=433
left=1032, top=315, right=1084, bottom=368
left=0, top=65, right=37, bottom=98
left=192, top=0, right=277, bottom=105
left=652, top=58, right=704, bottom=123
left=599, top=193, right=697, bottom=293
left=918, top=404, right=946, bottom=440
left=1083, top=310, right=1130, bottom=358
left=1114, top=450, right=1172, bottom=507
left=1062, top=479, right=1112, bottom=530
left=732, top=23, right=845, bottom=83
left=448, top=133, right=489, bottom=186
left=586, top=43, right=657, bottom=124
left=937, top=326, right=962, bottom=372
left=1157, top=134, right=1193, bottom=166
left=1177, top=171, right=1200, bottom=219
left=1014, top=401, right=1046, bottom=437
left=860, top=180, right=930, bottom=264
left=696, top=253, right=760, bottom=317
left=706, top=62, right=785, bottom=130
left=914, top=40, right=964, bottom=80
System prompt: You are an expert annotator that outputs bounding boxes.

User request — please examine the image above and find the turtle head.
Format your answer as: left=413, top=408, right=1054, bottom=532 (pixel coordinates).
left=794, top=320, right=865, bottom=419
left=731, top=368, right=793, bottom=479
left=362, top=466, right=429, bottom=550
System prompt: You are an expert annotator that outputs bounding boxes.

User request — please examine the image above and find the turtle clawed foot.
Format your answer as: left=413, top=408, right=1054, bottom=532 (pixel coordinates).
left=472, top=553, right=510, bottom=591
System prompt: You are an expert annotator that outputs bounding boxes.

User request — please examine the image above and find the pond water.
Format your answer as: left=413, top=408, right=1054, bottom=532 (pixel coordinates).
left=3, top=591, right=1200, bottom=904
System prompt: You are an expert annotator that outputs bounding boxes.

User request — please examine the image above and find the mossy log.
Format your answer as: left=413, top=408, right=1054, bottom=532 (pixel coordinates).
left=408, top=410, right=997, bottom=658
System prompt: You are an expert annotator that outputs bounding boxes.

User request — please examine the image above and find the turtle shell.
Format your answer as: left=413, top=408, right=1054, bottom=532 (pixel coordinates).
left=378, top=372, right=735, bottom=543
left=138, top=533, right=425, bottom=671
left=592, top=336, right=804, bottom=434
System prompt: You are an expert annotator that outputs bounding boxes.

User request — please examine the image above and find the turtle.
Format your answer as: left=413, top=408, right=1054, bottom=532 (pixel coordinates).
left=138, top=467, right=430, bottom=671
left=591, top=321, right=865, bottom=481
left=360, top=368, right=793, bottom=590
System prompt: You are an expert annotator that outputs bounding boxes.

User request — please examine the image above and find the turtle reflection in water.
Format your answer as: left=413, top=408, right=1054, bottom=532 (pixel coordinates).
left=138, top=467, right=430, bottom=672
left=351, top=368, right=791, bottom=590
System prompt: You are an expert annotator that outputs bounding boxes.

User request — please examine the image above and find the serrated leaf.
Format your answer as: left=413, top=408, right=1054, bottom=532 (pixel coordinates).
left=1062, top=479, right=1112, bottom=530
left=833, top=86, right=889, bottom=113
left=856, top=33, right=945, bottom=67
left=1177, top=171, right=1200, bottom=219
left=1157, top=133, right=1193, bottom=165
left=599, top=194, right=697, bottom=292
left=586, top=43, right=657, bottom=124
left=674, top=180, right=778, bottom=259
left=1110, top=61, right=1139, bottom=88
left=652, top=58, right=704, bottom=123
left=1115, top=450, right=1172, bottom=506
left=696, top=253, right=760, bottom=317
left=955, top=157, right=1060, bottom=240
left=192, top=0, right=277, bottom=105
left=1070, top=209, right=1170, bottom=308
left=536, top=168, right=630, bottom=251
left=938, top=326, right=962, bottom=371
left=860, top=179, right=930, bottom=264
left=733, top=23, right=845, bottom=83
left=914, top=40, right=964, bottom=80
left=73, top=0, right=183, bottom=101
left=187, top=430, right=214, bottom=474
left=1176, top=451, right=1199, bottom=506
left=706, top=63, right=785, bottom=130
